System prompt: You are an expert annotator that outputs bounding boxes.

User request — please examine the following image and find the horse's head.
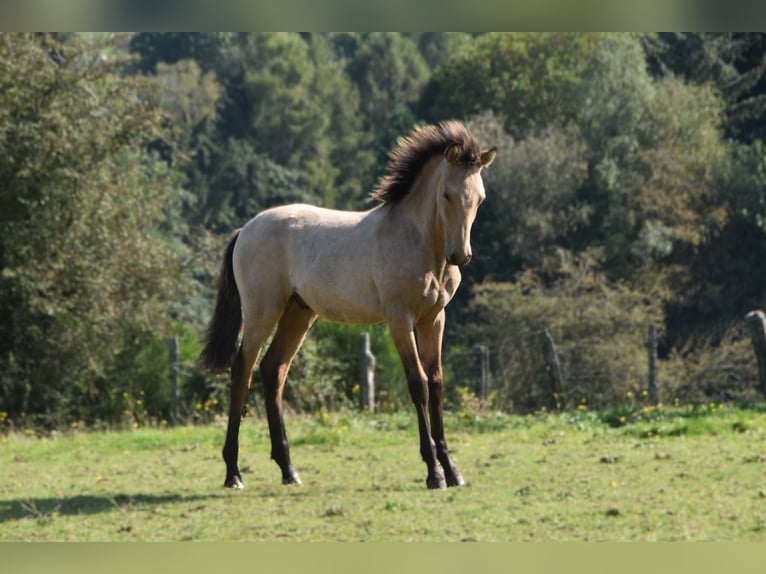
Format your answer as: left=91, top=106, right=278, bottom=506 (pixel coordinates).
left=438, top=143, right=496, bottom=266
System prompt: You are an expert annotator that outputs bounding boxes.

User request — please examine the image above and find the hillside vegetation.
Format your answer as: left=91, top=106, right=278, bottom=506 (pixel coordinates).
left=2, top=33, right=766, bottom=427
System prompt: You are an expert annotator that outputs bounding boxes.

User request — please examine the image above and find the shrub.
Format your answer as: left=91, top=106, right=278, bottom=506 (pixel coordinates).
left=466, top=265, right=663, bottom=412
left=662, top=325, right=761, bottom=405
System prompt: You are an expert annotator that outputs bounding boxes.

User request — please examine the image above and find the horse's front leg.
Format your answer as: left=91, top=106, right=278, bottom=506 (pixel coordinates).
left=417, top=311, right=465, bottom=487
left=389, top=318, right=445, bottom=489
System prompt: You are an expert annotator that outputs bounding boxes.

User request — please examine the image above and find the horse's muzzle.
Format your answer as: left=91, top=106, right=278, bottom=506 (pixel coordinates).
left=449, top=252, right=472, bottom=266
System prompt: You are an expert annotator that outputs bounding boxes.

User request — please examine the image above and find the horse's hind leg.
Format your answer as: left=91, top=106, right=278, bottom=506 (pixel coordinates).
left=222, top=312, right=281, bottom=489
left=259, top=296, right=316, bottom=485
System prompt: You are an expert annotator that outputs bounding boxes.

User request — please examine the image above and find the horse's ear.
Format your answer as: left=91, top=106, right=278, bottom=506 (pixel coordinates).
left=480, top=147, right=497, bottom=168
left=445, top=143, right=462, bottom=165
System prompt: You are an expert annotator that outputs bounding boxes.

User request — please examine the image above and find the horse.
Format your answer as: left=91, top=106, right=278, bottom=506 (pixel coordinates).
left=199, top=121, right=496, bottom=490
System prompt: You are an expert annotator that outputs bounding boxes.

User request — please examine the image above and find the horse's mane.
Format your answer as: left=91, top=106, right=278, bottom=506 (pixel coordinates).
left=370, top=121, right=482, bottom=205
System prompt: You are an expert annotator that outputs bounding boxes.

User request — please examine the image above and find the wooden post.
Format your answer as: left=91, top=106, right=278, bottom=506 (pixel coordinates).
left=647, top=324, right=659, bottom=406
left=541, top=330, right=565, bottom=410
left=168, top=336, right=179, bottom=426
left=474, top=345, right=489, bottom=403
left=745, top=310, right=766, bottom=398
left=360, top=332, right=376, bottom=412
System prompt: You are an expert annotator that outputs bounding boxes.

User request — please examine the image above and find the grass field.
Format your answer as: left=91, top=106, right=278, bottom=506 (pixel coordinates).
left=2, top=405, right=766, bottom=541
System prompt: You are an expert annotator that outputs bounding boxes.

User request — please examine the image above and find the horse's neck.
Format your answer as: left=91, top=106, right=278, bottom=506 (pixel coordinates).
left=395, top=159, right=447, bottom=268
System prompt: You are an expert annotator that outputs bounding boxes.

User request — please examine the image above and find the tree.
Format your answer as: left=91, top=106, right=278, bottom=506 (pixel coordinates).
left=420, top=32, right=603, bottom=138
left=194, top=33, right=373, bottom=211
left=407, top=33, right=471, bottom=70
left=346, top=33, right=429, bottom=131
left=346, top=32, right=430, bottom=169
left=639, top=33, right=766, bottom=342
left=646, top=33, right=766, bottom=142
left=153, top=59, right=222, bottom=154
left=129, top=32, right=234, bottom=73
left=453, top=35, right=746, bottom=401
left=573, top=35, right=729, bottom=284
left=467, top=112, right=590, bottom=282
left=304, top=34, right=375, bottom=209
left=201, top=139, right=312, bottom=232
left=0, top=34, right=185, bottom=425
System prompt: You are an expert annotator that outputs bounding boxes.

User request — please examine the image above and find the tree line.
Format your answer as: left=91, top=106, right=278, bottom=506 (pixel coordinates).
left=2, top=32, right=766, bottom=428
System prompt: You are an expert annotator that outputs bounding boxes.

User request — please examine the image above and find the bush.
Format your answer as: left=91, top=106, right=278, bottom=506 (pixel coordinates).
left=662, top=325, right=761, bottom=405
left=278, top=320, right=407, bottom=414
left=0, top=34, right=184, bottom=428
left=466, top=265, right=663, bottom=412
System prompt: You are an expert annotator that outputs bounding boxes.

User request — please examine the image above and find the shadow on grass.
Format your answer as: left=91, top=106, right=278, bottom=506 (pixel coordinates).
left=0, top=492, right=226, bottom=523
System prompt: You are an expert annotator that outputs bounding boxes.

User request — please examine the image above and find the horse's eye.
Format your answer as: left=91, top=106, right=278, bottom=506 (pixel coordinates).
left=443, top=192, right=450, bottom=202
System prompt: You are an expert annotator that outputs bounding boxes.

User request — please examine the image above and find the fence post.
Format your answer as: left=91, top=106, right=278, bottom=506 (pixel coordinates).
left=745, top=310, right=766, bottom=398
left=360, top=332, right=376, bottom=412
left=647, top=324, right=659, bottom=406
left=474, top=345, right=489, bottom=403
left=168, top=336, right=179, bottom=426
left=541, top=330, right=565, bottom=410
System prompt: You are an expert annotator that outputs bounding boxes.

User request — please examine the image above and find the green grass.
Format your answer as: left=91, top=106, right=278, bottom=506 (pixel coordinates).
left=2, top=406, right=766, bottom=541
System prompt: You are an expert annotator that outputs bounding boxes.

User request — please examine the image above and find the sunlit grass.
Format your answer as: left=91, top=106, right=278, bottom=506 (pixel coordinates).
left=2, top=406, right=766, bottom=541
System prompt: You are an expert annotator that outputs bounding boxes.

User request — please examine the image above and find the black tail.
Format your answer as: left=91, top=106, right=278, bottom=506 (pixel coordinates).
left=199, top=232, right=242, bottom=373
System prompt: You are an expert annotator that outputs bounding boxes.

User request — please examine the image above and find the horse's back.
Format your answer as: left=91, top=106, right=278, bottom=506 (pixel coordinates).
left=237, top=204, right=374, bottom=257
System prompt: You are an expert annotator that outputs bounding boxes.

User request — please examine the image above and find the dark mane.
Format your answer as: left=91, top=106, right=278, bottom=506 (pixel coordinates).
left=370, top=121, right=482, bottom=205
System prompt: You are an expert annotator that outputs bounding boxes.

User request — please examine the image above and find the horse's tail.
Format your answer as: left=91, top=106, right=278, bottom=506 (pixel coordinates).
left=199, top=231, right=242, bottom=373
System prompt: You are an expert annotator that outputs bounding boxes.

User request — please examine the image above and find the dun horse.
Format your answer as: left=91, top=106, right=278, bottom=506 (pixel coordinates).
left=200, top=121, right=496, bottom=489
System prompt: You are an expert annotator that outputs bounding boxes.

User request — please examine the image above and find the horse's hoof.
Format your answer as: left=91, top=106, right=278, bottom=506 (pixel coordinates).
left=224, top=475, right=244, bottom=489
left=446, top=471, right=466, bottom=487
left=282, top=472, right=302, bottom=485
left=426, top=475, right=447, bottom=490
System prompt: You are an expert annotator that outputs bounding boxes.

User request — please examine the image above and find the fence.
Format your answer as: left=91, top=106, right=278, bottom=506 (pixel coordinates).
left=159, top=312, right=766, bottom=424
left=356, top=310, right=766, bottom=414
left=746, top=311, right=766, bottom=398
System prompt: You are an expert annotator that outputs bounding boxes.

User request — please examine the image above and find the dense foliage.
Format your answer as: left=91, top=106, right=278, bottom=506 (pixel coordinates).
left=0, top=34, right=186, bottom=427
left=2, top=32, right=766, bottom=428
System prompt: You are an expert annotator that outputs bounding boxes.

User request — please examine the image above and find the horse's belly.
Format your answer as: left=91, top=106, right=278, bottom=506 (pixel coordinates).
left=300, top=290, right=385, bottom=325
left=294, top=268, right=384, bottom=325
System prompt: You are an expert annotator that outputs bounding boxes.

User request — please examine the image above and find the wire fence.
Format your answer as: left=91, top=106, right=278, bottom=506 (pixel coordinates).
left=439, top=318, right=766, bottom=412
left=166, top=313, right=766, bottom=422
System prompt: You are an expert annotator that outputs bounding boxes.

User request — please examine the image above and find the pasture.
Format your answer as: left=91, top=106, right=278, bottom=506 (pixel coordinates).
left=2, top=406, right=766, bottom=541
